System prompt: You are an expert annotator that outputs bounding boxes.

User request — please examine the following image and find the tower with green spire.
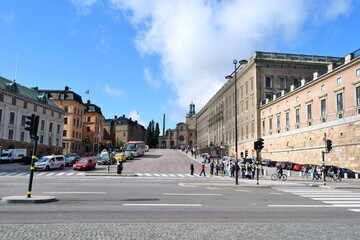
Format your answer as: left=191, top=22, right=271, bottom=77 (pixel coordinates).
left=186, top=101, right=196, bottom=130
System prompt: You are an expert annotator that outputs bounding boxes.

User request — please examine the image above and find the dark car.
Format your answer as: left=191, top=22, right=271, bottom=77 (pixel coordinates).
left=20, top=156, right=38, bottom=165
left=264, top=160, right=277, bottom=167
left=241, top=158, right=253, bottom=164
left=97, top=156, right=115, bottom=165
left=65, top=156, right=80, bottom=167
left=339, top=168, right=358, bottom=178
left=276, top=161, right=286, bottom=168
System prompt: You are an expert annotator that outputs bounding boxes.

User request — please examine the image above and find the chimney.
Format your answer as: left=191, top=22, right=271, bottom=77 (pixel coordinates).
left=65, top=86, right=70, bottom=91
left=31, top=87, right=38, bottom=91
left=114, top=115, right=117, bottom=119
left=87, top=100, right=90, bottom=104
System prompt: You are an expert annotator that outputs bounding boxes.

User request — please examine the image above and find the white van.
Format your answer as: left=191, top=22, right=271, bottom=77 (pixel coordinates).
left=34, top=155, right=65, bottom=171
left=0, top=149, right=27, bottom=163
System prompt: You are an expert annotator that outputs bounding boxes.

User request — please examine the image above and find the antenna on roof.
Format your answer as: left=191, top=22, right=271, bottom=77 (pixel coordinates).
left=14, top=52, right=19, bottom=82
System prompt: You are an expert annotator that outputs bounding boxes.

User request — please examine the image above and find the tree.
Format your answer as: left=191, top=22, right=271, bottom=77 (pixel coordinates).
left=146, top=120, right=160, bottom=148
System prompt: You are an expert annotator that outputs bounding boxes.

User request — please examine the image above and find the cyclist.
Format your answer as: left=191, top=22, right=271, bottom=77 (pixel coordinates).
left=277, top=165, right=283, bottom=178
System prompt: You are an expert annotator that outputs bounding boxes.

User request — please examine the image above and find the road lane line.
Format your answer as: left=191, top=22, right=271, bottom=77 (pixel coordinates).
left=268, top=205, right=338, bottom=208
left=185, top=174, right=195, bottom=177
left=349, top=209, right=360, bottom=212
left=35, top=172, right=47, bottom=176
left=56, top=172, right=66, bottom=176
left=43, top=192, right=107, bottom=194
left=177, top=174, right=185, bottom=177
left=161, top=174, right=168, bottom=177
left=153, top=174, right=161, bottom=177
left=137, top=173, right=143, bottom=176
left=322, top=201, right=360, bottom=204
left=206, top=187, right=220, bottom=190
left=236, top=190, right=250, bottom=192
left=311, top=198, right=360, bottom=200
left=332, top=204, right=360, bottom=207
left=144, top=173, right=152, bottom=176
left=123, top=204, right=202, bottom=207
left=163, top=193, right=221, bottom=196
left=168, top=174, right=176, bottom=177
left=66, top=172, right=75, bottom=176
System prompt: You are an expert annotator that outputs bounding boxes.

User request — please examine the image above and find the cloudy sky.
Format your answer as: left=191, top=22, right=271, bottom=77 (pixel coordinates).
left=0, top=0, right=359, bottom=131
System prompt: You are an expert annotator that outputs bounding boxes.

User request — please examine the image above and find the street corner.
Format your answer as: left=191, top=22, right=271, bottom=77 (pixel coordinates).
left=1, top=195, right=57, bottom=204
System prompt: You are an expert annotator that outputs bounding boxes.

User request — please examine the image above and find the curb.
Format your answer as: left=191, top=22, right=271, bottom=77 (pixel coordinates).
left=179, top=183, right=270, bottom=188
left=1, top=195, right=57, bottom=204
left=84, top=172, right=138, bottom=177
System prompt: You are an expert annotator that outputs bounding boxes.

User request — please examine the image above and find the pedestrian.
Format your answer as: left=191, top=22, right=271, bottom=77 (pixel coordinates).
left=215, top=162, right=220, bottom=176
left=230, top=163, right=235, bottom=177
left=117, top=160, right=123, bottom=174
left=199, top=162, right=206, bottom=177
left=220, top=161, right=224, bottom=177
left=210, top=161, right=215, bottom=176
left=311, top=167, right=317, bottom=180
left=190, top=162, right=194, bottom=175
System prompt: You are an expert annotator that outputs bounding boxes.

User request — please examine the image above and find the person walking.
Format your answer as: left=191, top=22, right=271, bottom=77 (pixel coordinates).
left=190, top=162, right=194, bottom=175
left=210, top=161, right=215, bottom=176
left=200, top=162, right=206, bottom=177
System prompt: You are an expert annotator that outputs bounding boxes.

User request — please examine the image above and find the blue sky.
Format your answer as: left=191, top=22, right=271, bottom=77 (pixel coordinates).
left=0, top=0, right=359, bottom=132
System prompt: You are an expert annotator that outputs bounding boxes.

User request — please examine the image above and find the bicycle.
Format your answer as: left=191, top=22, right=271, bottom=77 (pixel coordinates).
left=329, top=173, right=342, bottom=182
left=271, top=173, right=287, bottom=181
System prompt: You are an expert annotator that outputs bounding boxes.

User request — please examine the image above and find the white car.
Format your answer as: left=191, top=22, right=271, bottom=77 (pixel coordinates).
left=34, top=155, right=65, bottom=171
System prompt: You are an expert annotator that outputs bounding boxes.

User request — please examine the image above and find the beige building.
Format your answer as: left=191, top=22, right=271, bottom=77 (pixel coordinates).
left=38, top=86, right=85, bottom=154
left=83, top=100, right=104, bottom=153
left=259, top=50, right=360, bottom=171
left=197, top=51, right=342, bottom=157
left=0, top=77, right=64, bottom=156
left=159, top=102, right=197, bottom=148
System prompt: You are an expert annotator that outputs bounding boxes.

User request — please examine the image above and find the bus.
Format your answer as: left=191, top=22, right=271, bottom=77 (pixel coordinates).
left=124, top=141, right=145, bottom=158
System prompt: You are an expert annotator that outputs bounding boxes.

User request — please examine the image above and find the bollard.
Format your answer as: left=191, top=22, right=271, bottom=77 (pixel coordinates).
left=287, top=170, right=291, bottom=177
left=310, top=172, right=314, bottom=179
left=263, top=169, right=267, bottom=176
left=344, top=173, right=348, bottom=179
left=356, top=173, right=359, bottom=179
left=299, top=172, right=303, bottom=177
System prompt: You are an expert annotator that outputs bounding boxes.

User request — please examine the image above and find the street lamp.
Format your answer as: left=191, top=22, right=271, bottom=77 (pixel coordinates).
left=225, top=59, right=248, bottom=185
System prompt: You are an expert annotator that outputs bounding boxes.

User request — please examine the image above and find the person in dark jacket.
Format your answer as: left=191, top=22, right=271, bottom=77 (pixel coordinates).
left=190, top=162, right=194, bottom=175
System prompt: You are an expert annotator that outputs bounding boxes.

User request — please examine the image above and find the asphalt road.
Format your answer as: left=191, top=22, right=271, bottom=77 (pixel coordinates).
left=1, top=149, right=360, bottom=239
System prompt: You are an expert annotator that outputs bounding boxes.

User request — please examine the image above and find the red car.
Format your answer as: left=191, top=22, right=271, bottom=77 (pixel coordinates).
left=293, top=164, right=303, bottom=171
left=72, top=158, right=96, bottom=171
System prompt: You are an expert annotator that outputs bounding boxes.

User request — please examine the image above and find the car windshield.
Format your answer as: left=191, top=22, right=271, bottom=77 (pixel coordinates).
left=38, top=157, right=50, bottom=163
left=66, top=157, right=75, bottom=161
left=100, top=156, right=108, bottom=160
left=78, top=160, right=89, bottom=163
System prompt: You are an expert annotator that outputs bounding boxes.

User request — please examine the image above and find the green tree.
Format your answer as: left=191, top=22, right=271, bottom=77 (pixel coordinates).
left=146, top=120, right=160, bottom=148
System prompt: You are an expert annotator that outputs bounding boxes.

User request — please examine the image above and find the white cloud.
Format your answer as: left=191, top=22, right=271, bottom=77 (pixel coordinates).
left=144, top=68, right=161, bottom=89
left=128, top=110, right=145, bottom=126
left=109, top=0, right=353, bottom=113
left=69, top=0, right=99, bottom=14
left=104, top=83, right=127, bottom=97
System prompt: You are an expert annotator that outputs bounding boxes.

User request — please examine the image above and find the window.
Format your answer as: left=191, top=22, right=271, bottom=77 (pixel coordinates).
left=49, top=136, right=52, bottom=146
left=307, top=104, right=312, bottom=120
left=307, top=91, right=311, bottom=97
left=285, top=112, right=290, bottom=127
left=72, top=131, right=75, bottom=137
left=321, top=85, right=325, bottom=92
left=265, top=92, right=273, bottom=100
left=356, top=86, right=360, bottom=107
left=56, top=138, right=59, bottom=146
left=0, top=93, right=3, bottom=102
left=336, top=77, right=342, bottom=85
left=41, top=120, right=45, bottom=131
left=293, top=78, right=299, bottom=87
left=57, top=124, right=60, bottom=134
left=337, top=92, right=344, bottom=119
left=262, top=120, right=265, bottom=135
left=10, top=112, right=15, bottom=124
left=0, top=109, right=2, bottom=122
left=245, top=82, right=248, bottom=94
left=63, top=130, right=67, bottom=137
left=87, top=117, right=91, bottom=122
left=40, top=135, right=44, bottom=144
left=277, top=115, right=281, bottom=130
left=279, top=77, right=286, bottom=89
left=356, top=68, right=360, bottom=76
left=20, top=131, right=25, bottom=142
left=265, top=76, right=272, bottom=88
left=34, top=105, right=37, bottom=112
left=269, top=118, right=273, bottom=133
left=74, top=107, right=77, bottom=114
left=43, top=107, right=46, bottom=114
left=12, top=97, right=16, bottom=106
left=23, top=101, right=27, bottom=109
left=51, top=111, right=54, bottom=117
left=49, top=122, right=53, bottom=132
left=64, top=117, right=68, bottom=124
left=245, top=99, right=248, bottom=110
left=8, top=129, right=14, bottom=140
left=251, top=78, right=254, bottom=90
left=64, top=106, right=69, bottom=112
left=295, top=109, right=300, bottom=123
left=321, top=99, right=327, bottom=116
left=86, top=126, right=90, bottom=132
left=21, top=115, right=26, bottom=126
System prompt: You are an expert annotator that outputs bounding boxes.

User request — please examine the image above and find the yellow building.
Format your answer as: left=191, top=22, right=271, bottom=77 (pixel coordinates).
left=83, top=100, right=104, bottom=153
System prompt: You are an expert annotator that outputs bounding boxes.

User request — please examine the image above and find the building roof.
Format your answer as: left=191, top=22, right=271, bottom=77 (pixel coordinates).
left=84, top=100, right=103, bottom=115
left=35, top=86, right=84, bottom=105
left=104, top=115, right=145, bottom=130
left=0, top=76, right=61, bottom=110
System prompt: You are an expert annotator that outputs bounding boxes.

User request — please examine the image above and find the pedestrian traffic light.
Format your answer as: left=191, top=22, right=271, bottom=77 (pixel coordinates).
left=25, top=114, right=39, bottom=136
left=240, top=152, right=244, bottom=158
left=257, top=138, right=264, bottom=151
left=245, top=150, right=248, bottom=158
left=326, top=139, right=332, bottom=152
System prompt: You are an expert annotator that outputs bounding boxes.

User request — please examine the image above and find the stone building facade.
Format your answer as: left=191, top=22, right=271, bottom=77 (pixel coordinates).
left=196, top=51, right=343, bottom=157
left=83, top=100, right=104, bottom=153
left=158, top=103, right=197, bottom=148
left=0, top=77, right=64, bottom=156
left=259, top=50, right=360, bottom=171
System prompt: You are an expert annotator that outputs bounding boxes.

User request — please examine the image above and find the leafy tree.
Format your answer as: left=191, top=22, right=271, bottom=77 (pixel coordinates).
left=146, top=120, right=160, bottom=148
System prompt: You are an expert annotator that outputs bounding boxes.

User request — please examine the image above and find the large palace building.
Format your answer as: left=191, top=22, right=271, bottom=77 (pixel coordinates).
left=196, top=51, right=344, bottom=158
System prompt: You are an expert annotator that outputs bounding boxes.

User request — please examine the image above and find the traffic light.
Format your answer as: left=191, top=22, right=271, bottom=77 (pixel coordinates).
left=245, top=150, right=248, bottom=158
left=240, top=152, right=244, bottom=158
left=326, top=139, right=332, bottom=152
left=257, top=138, right=264, bottom=151
left=25, top=114, right=39, bottom=136
left=254, top=141, right=259, bottom=151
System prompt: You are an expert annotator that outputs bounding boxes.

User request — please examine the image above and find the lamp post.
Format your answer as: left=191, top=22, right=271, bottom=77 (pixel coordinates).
left=225, top=59, right=248, bottom=185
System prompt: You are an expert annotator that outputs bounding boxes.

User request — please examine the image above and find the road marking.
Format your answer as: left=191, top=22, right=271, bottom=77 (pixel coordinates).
left=144, top=173, right=152, bottom=176
left=268, top=205, right=337, bottom=208
left=153, top=174, right=161, bottom=177
left=137, top=173, right=143, bottom=176
left=269, top=192, right=282, bottom=195
left=311, top=198, right=360, bottom=200
left=66, top=172, right=75, bottom=176
left=177, top=174, right=185, bottom=177
left=45, top=172, right=55, bottom=176
left=206, top=187, right=220, bottom=190
left=43, top=192, right=107, bottom=194
left=35, top=172, right=47, bottom=176
left=299, top=194, right=360, bottom=197
left=236, top=190, right=250, bottom=192
left=6, top=172, right=18, bottom=176
left=123, top=204, right=202, bottom=207
left=163, top=193, right=221, bottom=196
left=161, top=174, right=168, bottom=177
left=17, top=172, right=29, bottom=176
left=322, top=201, right=360, bottom=204
left=349, top=209, right=360, bottom=212
left=185, top=174, right=195, bottom=177
left=0, top=172, right=9, bottom=176
left=57, top=172, right=66, bottom=176
left=332, top=204, right=360, bottom=207
left=168, top=174, right=176, bottom=177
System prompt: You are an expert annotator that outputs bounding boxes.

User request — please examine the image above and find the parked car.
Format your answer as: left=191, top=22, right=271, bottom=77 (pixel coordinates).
left=339, top=168, right=358, bottom=178
left=20, top=156, right=38, bottom=165
left=114, top=153, right=127, bottom=162
left=65, top=156, right=80, bottom=167
left=264, top=159, right=277, bottom=167
left=72, top=158, right=96, bottom=171
left=293, top=164, right=303, bottom=171
left=34, top=155, right=65, bottom=171
left=285, top=162, right=296, bottom=170
left=97, top=156, right=114, bottom=165
left=125, top=151, right=134, bottom=160
left=276, top=162, right=287, bottom=169
left=241, top=158, right=253, bottom=165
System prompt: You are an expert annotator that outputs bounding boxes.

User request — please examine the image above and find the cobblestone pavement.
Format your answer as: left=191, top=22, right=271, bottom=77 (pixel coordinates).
left=1, top=223, right=359, bottom=240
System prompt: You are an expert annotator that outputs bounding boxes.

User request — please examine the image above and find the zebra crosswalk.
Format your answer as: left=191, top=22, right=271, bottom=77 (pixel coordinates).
left=275, top=187, right=360, bottom=213
left=0, top=171, right=85, bottom=177
left=136, top=173, right=209, bottom=178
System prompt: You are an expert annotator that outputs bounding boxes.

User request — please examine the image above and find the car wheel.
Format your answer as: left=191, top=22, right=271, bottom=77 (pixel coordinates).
left=93, top=165, right=96, bottom=169
left=45, top=166, right=50, bottom=171
left=60, top=164, right=64, bottom=169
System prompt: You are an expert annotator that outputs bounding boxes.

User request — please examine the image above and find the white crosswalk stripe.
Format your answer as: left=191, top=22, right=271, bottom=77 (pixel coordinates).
left=275, top=187, right=360, bottom=213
